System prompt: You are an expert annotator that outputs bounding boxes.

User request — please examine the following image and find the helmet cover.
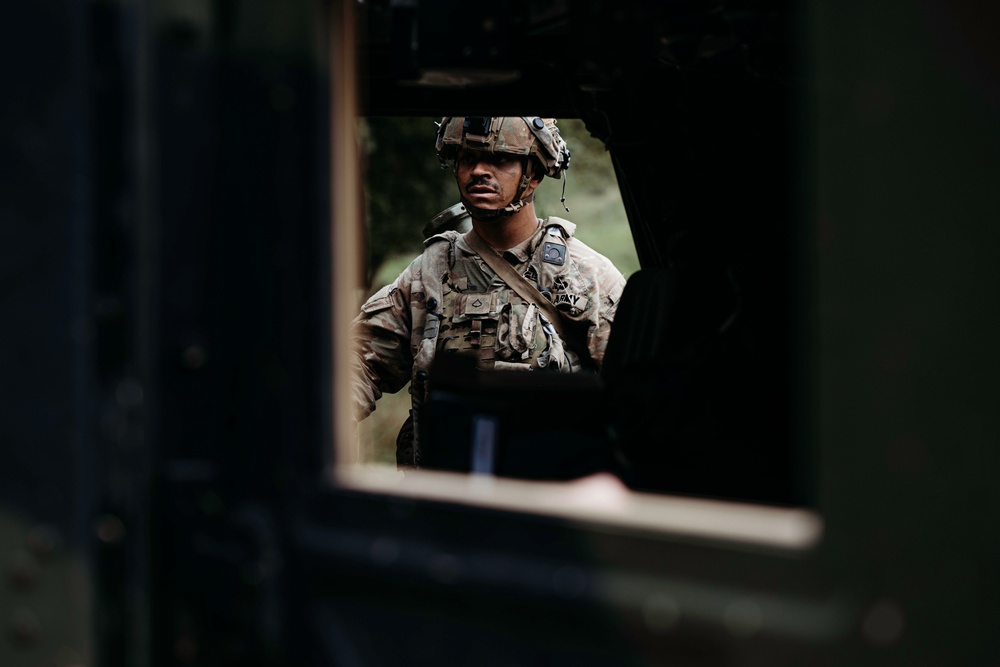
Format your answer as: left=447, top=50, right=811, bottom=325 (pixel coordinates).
left=435, top=116, right=570, bottom=179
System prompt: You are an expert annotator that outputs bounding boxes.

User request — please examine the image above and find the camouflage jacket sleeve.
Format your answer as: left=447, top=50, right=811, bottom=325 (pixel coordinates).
left=351, top=258, right=418, bottom=422
left=568, top=239, right=627, bottom=370
left=538, top=218, right=625, bottom=371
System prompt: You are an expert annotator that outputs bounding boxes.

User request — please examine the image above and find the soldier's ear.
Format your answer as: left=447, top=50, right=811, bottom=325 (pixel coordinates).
left=525, top=159, right=544, bottom=189
left=523, top=173, right=543, bottom=199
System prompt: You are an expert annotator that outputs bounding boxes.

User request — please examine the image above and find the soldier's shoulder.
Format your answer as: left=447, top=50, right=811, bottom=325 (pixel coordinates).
left=566, top=234, right=616, bottom=267
left=423, top=229, right=461, bottom=247
left=542, top=216, right=621, bottom=272
left=564, top=234, right=627, bottom=292
left=543, top=216, right=577, bottom=239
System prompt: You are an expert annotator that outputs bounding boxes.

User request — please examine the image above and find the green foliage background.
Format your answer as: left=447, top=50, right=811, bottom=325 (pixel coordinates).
left=357, top=117, right=640, bottom=464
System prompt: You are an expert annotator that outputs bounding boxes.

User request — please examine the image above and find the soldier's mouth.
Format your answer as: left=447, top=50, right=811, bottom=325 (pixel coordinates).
left=466, top=180, right=498, bottom=194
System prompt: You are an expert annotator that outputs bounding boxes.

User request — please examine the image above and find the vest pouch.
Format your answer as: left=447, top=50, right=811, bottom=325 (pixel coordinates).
left=496, top=302, right=538, bottom=362
left=438, top=291, right=500, bottom=356
left=451, top=292, right=500, bottom=322
left=495, top=302, right=577, bottom=372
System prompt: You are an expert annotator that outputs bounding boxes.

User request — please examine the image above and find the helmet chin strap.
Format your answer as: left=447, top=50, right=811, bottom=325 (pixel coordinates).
left=460, top=191, right=534, bottom=220
left=460, top=159, right=537, bottom=221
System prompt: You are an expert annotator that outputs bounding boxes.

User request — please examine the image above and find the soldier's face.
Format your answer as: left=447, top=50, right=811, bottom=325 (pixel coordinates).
left=455, top=149, right=537, bottom=210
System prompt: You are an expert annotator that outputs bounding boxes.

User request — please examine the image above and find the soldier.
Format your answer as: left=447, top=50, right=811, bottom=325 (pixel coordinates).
left=352, top=116, right=627, bottom=466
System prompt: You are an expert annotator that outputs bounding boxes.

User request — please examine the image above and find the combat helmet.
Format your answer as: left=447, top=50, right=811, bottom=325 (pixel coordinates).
left=435, top=116, right=571, bottom=219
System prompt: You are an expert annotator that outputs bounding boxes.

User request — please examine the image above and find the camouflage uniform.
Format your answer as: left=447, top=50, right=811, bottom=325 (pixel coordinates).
left=352, top=216, right=626, bottom=465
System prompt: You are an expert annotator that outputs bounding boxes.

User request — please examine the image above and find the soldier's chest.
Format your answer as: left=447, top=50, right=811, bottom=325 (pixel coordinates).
left=440, top=255, right=522, bottom=323
left=445, top=255, right=510, bottom=294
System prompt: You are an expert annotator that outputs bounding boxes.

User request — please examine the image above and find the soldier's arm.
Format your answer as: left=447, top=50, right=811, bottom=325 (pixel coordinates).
left=586, top=258, right=627, bottom=369
left=351, top=264, right=416, bottom=422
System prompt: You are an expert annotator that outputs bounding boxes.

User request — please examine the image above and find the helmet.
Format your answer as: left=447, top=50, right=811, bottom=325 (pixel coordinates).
left=435, top=116, right=571, bottom=219
left=435, top=116, right=571, bottom=179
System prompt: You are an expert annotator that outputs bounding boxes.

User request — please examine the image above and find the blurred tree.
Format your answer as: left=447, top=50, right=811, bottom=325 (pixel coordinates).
left=360, top=117, right=453, bottom=288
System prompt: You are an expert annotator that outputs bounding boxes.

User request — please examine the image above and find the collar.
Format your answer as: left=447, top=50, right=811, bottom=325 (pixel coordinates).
left=455, top=220, right=544, bottom=263
left=501, top=220, right=545, bottom=264
left=456, top=217, right=577, bottom=266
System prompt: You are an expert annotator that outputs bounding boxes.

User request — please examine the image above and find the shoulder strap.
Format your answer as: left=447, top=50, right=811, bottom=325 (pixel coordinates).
left=464, top=229, right=588, bottom=358
left=542, top=216, right=576, bottom=238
